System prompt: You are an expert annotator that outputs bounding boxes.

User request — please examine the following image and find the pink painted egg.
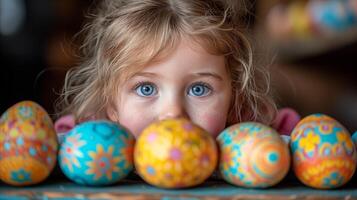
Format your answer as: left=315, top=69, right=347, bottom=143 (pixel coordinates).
left=217, top=122, right=290, bottom=188
left=291, top=114, right=357, bottom=189
left=134, top=118, right=217, bottom=188
left=0, top=101, right=58, bottom=186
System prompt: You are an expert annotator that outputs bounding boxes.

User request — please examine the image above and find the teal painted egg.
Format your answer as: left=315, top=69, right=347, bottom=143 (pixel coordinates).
left=58, top=121, right=135, bottom=185
left=352, top=131, right=357, bottom=147
left=309, top=0, right=357, bottom=33
left=217, top=122, right=290, bottom=188
left=291, top=114, right=357, bottom=189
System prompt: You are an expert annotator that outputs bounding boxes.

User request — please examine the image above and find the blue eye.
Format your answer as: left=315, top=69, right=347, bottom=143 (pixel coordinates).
left=135, top=83, right=157, bottom=97
left=188, top=83, right=211, bottom=97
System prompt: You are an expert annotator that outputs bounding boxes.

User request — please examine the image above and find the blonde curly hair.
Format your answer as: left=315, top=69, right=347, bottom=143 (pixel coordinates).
left=56, top=0, right=277, bottom=125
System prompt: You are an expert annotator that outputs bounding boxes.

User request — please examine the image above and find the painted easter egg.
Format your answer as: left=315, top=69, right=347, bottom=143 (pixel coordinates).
left=308, top=0, right=357, bottom=34
left=134, top=118, right=218, bottom=189
left=291, top=114, right=357, bottom=189
left=217, top=122, right=290, bottom=188
left=58, top=120, right=134, bottom=185
left=352, top=131, right=357, bottom=147
left=0, top=101, right=58, bottom=186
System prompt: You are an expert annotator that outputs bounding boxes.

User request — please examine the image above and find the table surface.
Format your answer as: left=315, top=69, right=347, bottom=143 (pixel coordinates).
left=1, top=173, right=357, bottom=200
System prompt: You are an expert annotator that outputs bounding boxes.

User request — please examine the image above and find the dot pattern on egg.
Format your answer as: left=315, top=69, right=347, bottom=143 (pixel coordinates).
left=217, top=122, right=290, bottom=188
left=291, top=114, right=357, bottom=189
left=0, top=132, right=57, bottom=167
left=134, top=118, right=218, bottom=189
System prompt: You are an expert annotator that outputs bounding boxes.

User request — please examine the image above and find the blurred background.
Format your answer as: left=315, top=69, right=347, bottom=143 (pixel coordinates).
left=0, top=0, right=91, bottom=117
left=0, top=0, right=356, bottom=133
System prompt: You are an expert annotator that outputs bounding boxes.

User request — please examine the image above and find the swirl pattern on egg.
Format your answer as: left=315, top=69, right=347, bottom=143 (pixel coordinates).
left=217, top=122, right=290, bottom=188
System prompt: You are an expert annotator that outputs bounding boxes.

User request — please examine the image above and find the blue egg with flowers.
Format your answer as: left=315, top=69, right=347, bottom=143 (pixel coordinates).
left=58, top=120, right=135, bottom=185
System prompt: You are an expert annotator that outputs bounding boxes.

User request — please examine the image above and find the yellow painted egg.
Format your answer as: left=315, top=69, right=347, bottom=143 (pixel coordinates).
left=291, top=114, right=357, bottom=189
left=134, top=118, right=217, bottom=188
left=217, top=122, right=290, bottom=188
left=0, top=101, right=58, bottom=186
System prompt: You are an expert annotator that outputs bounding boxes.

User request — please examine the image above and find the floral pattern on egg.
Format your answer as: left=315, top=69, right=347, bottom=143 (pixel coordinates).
left=291, top=114, right=357, bottom=189
left=59, top=120, right=134, bottom=186
left=0, top=101, right=58, bottom=186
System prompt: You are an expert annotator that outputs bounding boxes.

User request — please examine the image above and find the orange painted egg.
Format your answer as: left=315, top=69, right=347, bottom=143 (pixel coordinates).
left=134, top=118, right=217, bottom=188
left=217, top=122, right=290, bottom=188
left=0, top=101, right=58, bottom=186
left=291, top=114, right=357, bottom=189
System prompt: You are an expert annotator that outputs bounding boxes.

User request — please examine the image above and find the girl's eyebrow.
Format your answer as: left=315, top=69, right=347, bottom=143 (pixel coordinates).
left=131, top=71, right=223, bottom=80
left=132, top=72, right=160, bottom=78
left=193, top=72, right=223, bottom=81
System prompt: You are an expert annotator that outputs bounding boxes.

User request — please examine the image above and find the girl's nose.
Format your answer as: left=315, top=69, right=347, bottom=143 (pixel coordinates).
left=158, top=99, right=188, bottom=121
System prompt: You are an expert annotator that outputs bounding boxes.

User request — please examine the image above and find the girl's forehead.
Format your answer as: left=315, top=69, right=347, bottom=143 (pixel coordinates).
left=135, top=45, right=226, bottom=82
left=115, top=36, right=227, bottom=81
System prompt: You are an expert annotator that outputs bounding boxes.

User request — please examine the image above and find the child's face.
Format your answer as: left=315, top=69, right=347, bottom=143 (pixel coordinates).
left=108, top=39, right=232, bottom=138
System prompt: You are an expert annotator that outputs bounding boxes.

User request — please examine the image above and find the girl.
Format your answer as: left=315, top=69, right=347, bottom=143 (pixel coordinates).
left=55, top=0, right=300, bottom=139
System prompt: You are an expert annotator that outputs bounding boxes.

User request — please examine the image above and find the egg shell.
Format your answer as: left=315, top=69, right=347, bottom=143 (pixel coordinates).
left=352, top=131, right=357, bottom=147
left=309, top=0, right=357, bottom=33
left=134, top=118, right=218, bottom=189
left=58, top=120, right=134, bottom=186
left=217, top=122, right=291, bottom=188
left=291, top=114, right=357, bottom=189
left=0, top=101, right=58, bottom=186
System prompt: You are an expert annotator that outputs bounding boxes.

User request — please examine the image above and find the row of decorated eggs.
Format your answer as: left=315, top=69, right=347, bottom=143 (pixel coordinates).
left=0, top=101, right=356, bottom=190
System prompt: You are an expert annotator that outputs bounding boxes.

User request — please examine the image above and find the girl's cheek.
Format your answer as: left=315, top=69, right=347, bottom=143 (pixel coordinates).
left=199, top=114, right=227, bottom=138
left=119, top=116, right=146, bottom=138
